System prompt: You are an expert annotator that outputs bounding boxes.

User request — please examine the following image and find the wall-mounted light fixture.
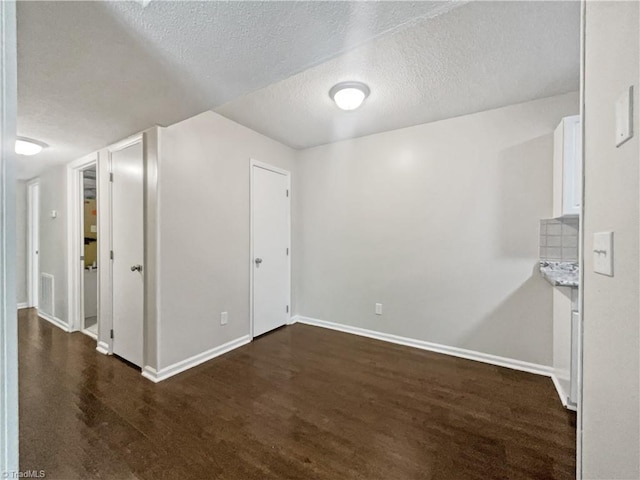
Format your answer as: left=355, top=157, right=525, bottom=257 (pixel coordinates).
left=329, top=82, right=370, bottom=111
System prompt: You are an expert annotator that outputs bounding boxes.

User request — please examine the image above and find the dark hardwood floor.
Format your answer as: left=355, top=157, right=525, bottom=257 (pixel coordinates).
left=18, top=308, right=576, bottom=479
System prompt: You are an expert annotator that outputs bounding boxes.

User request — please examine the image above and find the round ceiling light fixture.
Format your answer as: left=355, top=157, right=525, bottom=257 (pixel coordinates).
left=15, top=137, right=47, bottom=156
left=329, top=81, right=370, bottom=111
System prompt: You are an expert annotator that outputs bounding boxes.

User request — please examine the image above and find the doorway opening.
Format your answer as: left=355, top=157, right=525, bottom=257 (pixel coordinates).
left=82, top=166, right=98, bottom=338
left=27, top=180, right=39, bottom=309
left=67, top=153, right=99, bottom=336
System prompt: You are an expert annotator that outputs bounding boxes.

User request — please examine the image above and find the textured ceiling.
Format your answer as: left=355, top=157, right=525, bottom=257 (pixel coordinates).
left=216, top=1, right=580, bottom=149
left=16, top=0, right=460, bottom=179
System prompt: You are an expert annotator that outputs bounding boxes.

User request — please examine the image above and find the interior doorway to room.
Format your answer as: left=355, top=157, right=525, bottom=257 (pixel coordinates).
left=250, top=160, right=291, bottom=338
left=68, top=154, right=99, bottom=338
left=27, top=180, right=39, bottom=308
left=81, top=166, right=98, bottom=337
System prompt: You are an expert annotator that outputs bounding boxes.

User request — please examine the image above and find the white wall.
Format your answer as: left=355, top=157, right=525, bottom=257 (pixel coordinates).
left=294, top=92, right=579, bottom=366
left=157, top=111, right=296, bottom=369
left=581, top=2, right=639, bottom=478
left=15, top=180, right=26, bottom=306
left=37, top=165, right=67, bottom=323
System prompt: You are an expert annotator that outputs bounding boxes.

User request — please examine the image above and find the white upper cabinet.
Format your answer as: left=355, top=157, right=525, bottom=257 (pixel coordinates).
left=553, top=115, right=582, bottom=217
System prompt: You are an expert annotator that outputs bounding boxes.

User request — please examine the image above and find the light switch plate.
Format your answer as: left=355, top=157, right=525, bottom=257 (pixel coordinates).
left=375, top=303, right=382, bottom=315
left=90, top=225, right=97, bottom=233
left=220, top=311, right=228, bottom=325
left=593, top=231, right=614, bottom=276
left=615, top=86, right=633, bottom=147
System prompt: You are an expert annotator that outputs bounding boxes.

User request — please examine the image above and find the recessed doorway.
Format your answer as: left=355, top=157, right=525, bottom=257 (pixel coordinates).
left=26, top=180, right=39, bottom=309
left=67, top=153, right=99, bottom=338
left=82, top=166, right=98, bottom=338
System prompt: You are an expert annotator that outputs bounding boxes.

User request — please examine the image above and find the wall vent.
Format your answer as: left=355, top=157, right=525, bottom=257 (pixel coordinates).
left=40, top=273, right=55, bottom=317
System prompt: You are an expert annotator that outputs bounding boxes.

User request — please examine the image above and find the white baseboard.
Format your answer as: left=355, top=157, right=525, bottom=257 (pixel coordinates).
left=551, top=373, right=577, bottom=411
left=142, top=334, right=252, bottom=383
left=141, top=366, right=160, bottom=383
left=82, top=329, right=97, bottom=340
left=16, top=302, right=28, bottom=310
left=96, top=341, right=110, bottom=355
left=292, top=315, right=553, bottom=378
left=551, top=374, right=568, bottom=407
left=37, top=310, right=71, bottom=332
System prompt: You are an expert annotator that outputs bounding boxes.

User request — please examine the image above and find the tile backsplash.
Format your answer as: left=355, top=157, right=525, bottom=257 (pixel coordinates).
left=540, top=217, right=579, bottom=263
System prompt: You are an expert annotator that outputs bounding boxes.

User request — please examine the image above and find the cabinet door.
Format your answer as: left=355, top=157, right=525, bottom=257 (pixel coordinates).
left=553, top=287, right=572, bottom=399
left=562, top=115, right=581, bottom=216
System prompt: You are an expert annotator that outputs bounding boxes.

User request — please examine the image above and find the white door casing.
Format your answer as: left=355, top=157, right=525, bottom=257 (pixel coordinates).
left=111, top=138, right=144, bottom=367
left=27, top=180, right=39, bottom=308
left=0, top=0, right=18, bottom=474
left=251, top=160, right=291, bottom=337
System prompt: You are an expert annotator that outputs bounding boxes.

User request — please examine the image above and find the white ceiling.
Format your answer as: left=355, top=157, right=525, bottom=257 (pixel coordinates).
left=16, top=0, right=460, bottom=179
left=216, top=1, right=580, bottom=150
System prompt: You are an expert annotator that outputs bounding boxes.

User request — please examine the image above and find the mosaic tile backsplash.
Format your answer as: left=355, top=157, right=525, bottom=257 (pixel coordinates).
left=539, top=217, right=579, bottom=263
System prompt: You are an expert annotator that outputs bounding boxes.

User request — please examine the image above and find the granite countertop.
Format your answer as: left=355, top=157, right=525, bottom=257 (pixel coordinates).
left=539, top=261, right=579, bottom=288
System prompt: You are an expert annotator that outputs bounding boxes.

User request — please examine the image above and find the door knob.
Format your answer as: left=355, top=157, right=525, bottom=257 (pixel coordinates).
left=255, top=258, right=263, bottom=265
left=130, top=264, right=143, bottom=272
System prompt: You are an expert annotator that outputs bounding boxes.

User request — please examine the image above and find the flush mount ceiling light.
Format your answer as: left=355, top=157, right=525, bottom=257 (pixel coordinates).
left=15, top=137, right=47, bottom=156
left=329, top=82, right=370, bottom=111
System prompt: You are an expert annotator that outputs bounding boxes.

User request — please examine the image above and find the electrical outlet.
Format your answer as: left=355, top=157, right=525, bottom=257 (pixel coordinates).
left=220, top=311, right=228, bottom=325
left=375, top=303, right=382, bottom=315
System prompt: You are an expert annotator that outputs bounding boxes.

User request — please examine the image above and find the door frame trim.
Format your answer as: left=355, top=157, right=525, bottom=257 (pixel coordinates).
left=249, top=159, right=291, bottom=339
left=0, top=0, right=18, bottom=473
left=576, top=1, right=586, bottom=478
left=66, top=153, right=99, bottom=334
left=26, top=178, right=39, bottom=308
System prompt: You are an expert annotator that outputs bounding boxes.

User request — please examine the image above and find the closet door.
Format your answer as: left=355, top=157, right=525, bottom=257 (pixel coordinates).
left=111, top=139, right=144, bottom=367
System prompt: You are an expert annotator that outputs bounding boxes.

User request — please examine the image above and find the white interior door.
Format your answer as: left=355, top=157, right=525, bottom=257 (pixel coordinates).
left=27, top=182, right=39, bottom=308
left=252, top=163, right=290, bottom=337
left=111, top=140, right=144, bottom=367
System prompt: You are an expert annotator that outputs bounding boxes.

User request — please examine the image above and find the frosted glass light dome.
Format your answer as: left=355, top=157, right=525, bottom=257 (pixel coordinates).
left=15, top=137, right=46, bottom=156
left=329, top=82, right=370, bottom=111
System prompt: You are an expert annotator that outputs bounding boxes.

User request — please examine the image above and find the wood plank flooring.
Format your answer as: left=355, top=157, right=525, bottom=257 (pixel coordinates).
left=18, top=308, right=576, bottom=479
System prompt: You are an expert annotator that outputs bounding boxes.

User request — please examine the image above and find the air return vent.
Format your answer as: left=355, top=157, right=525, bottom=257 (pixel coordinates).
left=39, top=273, right=54, bottom=317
